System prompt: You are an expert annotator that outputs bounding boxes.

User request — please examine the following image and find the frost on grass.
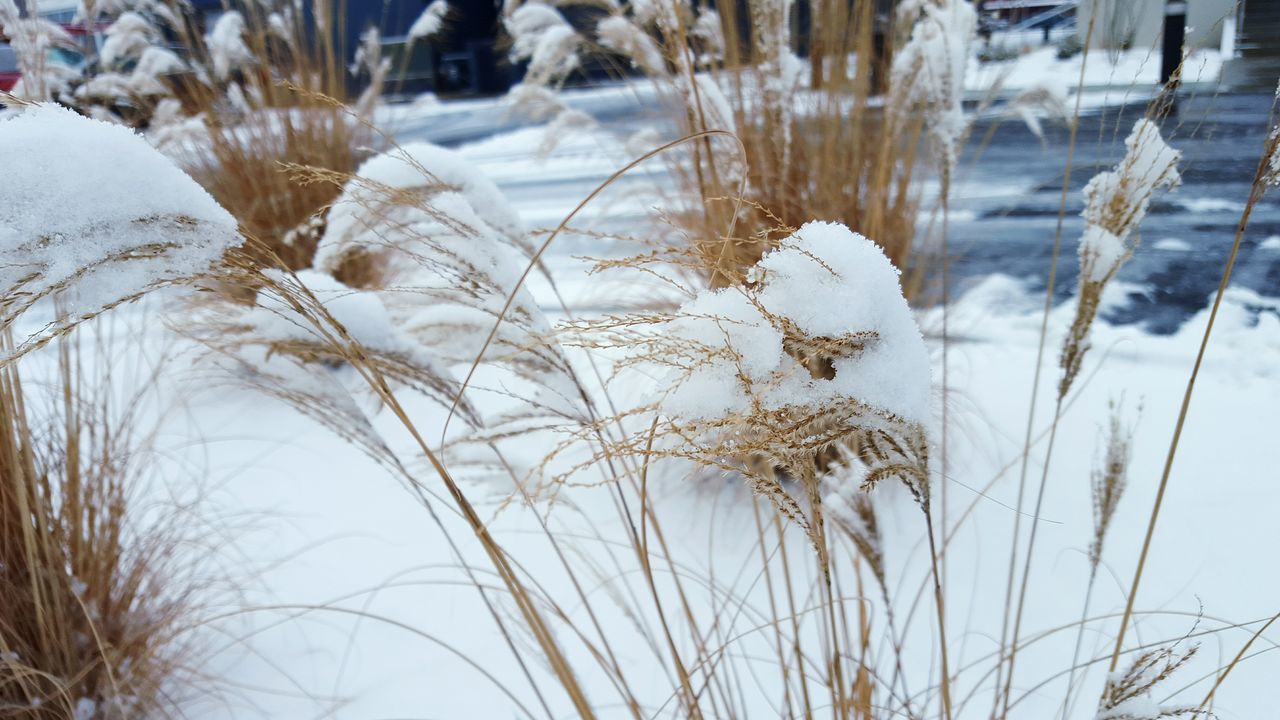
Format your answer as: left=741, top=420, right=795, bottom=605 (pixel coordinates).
left=0, top=104, right=240, bottom=363
left=565, top=222, right=932, bottom=532
left=1061, top=119, right=1182, bottom=397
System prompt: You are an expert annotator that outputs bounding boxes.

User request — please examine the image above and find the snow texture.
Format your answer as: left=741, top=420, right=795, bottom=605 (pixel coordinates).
left=662, top=221, right=931, bottom=426
left=207, top=11, right=252, bottom=81
left=0, top=104, right=240, bottom=352
left=597, top=15, right=665, bottom=75
left=409, top=0, right=449, bottom=40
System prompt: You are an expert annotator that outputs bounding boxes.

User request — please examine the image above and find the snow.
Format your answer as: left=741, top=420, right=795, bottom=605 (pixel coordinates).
left=596, top=15, right=665, bottom=75
left=408, top=0, right=448, bottom=41
left=1151, top=237, right=1192, bottom=251
left=1080, top=225, right=1126, bottom=282
left=1075, top=119, right=1182, bottom=284
left=1, top=91, right=1274, bottom=718
left=99, top=11, right=155, bottom=69
left=1082, top=119, right=1181, bottom=243
left=207, top=11, right=251, bottom=81
left=0, top=104, right=239, bottom=356
left=1175, top=197, right=1244, bottom=213
left=505, top=2, right=579, bottom=82
left=1260, top=235, right=1280, bottom=250
left=662, top=221, right=931, bottom=426
left=968, top=47, right=1223, bottom=96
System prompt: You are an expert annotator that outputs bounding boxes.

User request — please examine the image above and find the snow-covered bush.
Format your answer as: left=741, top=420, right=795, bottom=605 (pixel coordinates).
left=565, top=221, right=932, bottom=536
left=0, top=104, right=240, bottom=363
left=314, top=142, right=568, bottom=384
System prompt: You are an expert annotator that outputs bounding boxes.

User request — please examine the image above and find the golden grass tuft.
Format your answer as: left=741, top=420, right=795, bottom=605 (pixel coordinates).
left=0, top=337, right=202, bottom=718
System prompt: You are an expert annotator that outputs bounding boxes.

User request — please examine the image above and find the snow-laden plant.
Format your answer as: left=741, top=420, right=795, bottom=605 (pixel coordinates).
left=409, top=0, right=450, bottom=42
left=207, top=10, right=252, bottom=82
left=1060, top=118, right=1182, bottom=398
left=891, top=0, right=977, bottom=177
left=0, top=104, right=241, bottom=364
left=557, top=219, right=954, bottom=716
left=75, top=11, right=187, bottom=114
left=315, top=142, right=567, bottom=380
left=503, top=1, right=587, bottom=123
left=199, top=140, right=583, bottom=450
left=563, top=221, right=932, bottom=545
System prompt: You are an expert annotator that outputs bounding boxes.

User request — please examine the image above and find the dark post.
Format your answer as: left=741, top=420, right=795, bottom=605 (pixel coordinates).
left=1160, top=0, right=1187, bottom=86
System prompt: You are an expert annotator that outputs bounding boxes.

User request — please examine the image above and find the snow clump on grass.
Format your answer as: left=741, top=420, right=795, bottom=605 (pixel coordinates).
left=0, top=104, right=240, bottom=363
left=568, top=221, right=932, bottom=535
left=662, top=221, right=931, bottom=427
left=309, top=141, right=576, bottom=423
left=1061, top=118, right=1181, bottom=397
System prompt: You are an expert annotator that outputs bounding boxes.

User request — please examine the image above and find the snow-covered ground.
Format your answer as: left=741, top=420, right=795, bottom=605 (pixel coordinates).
left=95, top=109, right=1267, bottom=718
left=5, top=40, right=1275, bottom=720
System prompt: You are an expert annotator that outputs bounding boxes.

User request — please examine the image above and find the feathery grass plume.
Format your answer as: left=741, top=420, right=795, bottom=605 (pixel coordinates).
left=1060, top=118, right=1182, bottom=399
left=197, top=138, right=585, bottom=485
left=1264, top=82, right=1280, bottom=189
left=311, top=142, right=580, bottom=414
left=502, top=1, right=592, bottom=131
left=0, top=104, right=241, bottom=366
left=0, top=1, right=79, bottom=103
left=0, top=336, right=210, bottom=719
left=1103, top=69, right=1280, bottom=689
left=152, top=0, right=373, bottom=272
left=556, top=220, right=944, bottom=715
left=1089, top=400, right=1137, bottom=568
left=1096, top=645, right=1201, bottom=720
left=1061, top=398, right=1141, bottom=719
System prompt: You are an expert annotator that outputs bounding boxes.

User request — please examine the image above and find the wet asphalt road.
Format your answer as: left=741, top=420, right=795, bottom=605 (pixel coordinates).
left=947, top=90, right=1280, bottom=333
left=394, top=87, right=1280, bottom=332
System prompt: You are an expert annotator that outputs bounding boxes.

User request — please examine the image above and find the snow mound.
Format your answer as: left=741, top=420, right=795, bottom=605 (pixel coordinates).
left=0, top=104, right=239, bottom=357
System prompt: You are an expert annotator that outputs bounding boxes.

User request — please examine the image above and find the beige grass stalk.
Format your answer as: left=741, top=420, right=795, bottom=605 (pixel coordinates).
left=993, top=12, right=1098, bottom=712
left=1104, top=93, right=1280, bottom=680
left=0, top=332, right=204, bottom=718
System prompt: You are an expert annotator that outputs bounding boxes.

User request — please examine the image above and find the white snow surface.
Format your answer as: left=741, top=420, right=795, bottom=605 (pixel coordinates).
left=0, top=104, right=239, bottom=321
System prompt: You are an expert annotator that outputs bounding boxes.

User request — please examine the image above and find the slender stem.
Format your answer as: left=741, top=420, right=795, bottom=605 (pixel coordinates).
left=992, top=13, right=1096, bottom=714
left=923, top=505, right=954, bottom=720
left=1059, top=566, right=1100, bottom=720
left=1001, top=394, right=1066, bottom=715
left=1106, top=143, right=1273, bottom=674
